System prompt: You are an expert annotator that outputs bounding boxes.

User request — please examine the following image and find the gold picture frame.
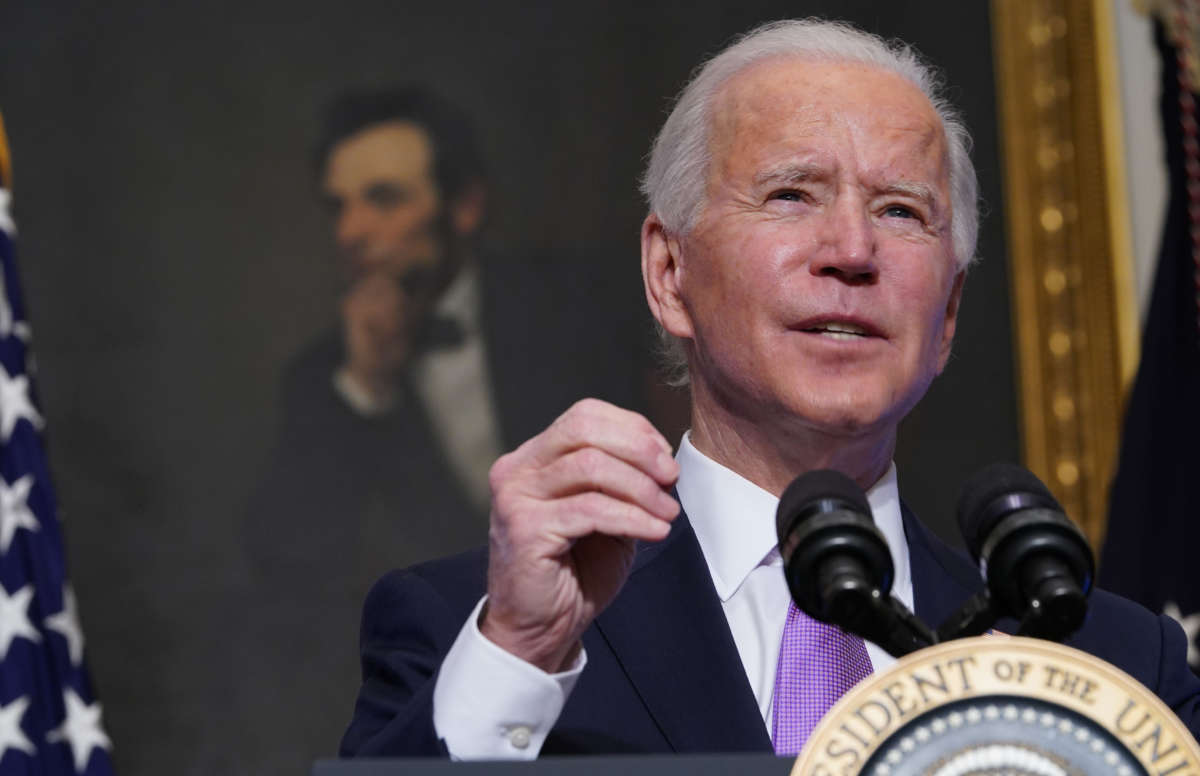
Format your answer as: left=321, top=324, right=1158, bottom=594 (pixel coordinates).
left=0, top=111, right=11, bottom=191
left=991, top=0, right=1140, bottom=547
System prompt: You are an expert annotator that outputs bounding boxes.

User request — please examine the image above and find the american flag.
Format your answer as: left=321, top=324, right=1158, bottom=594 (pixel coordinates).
left=1100, top=18, right=1200, bottom=678
left=0, top=115, right=115, bottom=774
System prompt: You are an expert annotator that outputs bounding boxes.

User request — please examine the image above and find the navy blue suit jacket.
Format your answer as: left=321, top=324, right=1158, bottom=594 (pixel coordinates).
left=340, top=504, right=1200, bottom=756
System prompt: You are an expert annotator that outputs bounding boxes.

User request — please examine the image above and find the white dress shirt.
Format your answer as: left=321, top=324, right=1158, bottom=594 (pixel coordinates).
left=675, top=432, right=913, bottom=726
left=431, top=432, right=914, bottom=758
left=333, top=262, right=504, bottom=511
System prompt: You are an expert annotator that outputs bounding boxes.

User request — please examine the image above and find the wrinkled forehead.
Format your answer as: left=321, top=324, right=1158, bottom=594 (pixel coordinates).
left=707, top=58, right=948, bottom=178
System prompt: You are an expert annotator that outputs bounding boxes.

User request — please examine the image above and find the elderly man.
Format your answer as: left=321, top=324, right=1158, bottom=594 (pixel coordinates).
left=340, top=19, right=1200, bottom=758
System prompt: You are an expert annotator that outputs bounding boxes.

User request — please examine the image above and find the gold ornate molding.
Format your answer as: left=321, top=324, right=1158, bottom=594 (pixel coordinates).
left=0, top=111, right=11, bottom=190
left=991, top=0, right=1139, bottom=546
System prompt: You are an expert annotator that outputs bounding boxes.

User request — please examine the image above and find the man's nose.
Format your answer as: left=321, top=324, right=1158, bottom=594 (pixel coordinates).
left=812, top=198, right=878, bottom=284
left=336, top=201, right=372, bottom=249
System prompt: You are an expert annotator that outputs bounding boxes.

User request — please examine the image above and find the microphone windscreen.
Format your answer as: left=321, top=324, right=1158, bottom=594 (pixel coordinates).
left=775, top=469, right=871, bottom=543
left=956, top=462, right=1062, bottom=558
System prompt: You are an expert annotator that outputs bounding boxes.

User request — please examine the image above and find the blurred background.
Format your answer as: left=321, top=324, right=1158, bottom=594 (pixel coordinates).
left=0, top=0, right=1182, bottom=773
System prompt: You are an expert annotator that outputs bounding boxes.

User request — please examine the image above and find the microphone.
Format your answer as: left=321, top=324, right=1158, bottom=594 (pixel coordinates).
left=776, top=470, right=935, bottom=657
left=955, top=463, right=1094, bottom=642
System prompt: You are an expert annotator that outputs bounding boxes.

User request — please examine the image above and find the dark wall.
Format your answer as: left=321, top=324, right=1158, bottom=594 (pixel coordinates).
left=0, top=1, right=1016, bottom=773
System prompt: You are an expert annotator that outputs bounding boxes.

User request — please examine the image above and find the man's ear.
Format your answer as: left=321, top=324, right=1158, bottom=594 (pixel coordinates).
left=449, top=181, right=486, bottom=237
left=936, top=269, right=967, bottom=373
left=641, top=213, right=693, bottom=339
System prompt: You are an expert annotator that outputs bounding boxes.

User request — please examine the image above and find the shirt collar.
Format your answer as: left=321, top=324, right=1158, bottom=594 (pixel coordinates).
left=675, top=432, right=910, bottom=605
left=433, top=260, right=481, bottom=334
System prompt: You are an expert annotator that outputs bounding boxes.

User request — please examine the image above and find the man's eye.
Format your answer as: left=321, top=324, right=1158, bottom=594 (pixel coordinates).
left=884, top=204, right=918, bottom=219
left=366, top=184, right=410, bottom=209
left=770, top=190, right=805, bottom=202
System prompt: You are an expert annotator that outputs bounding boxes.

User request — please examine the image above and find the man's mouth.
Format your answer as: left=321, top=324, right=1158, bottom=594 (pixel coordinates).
left=802, top=321, right=874, bottom=340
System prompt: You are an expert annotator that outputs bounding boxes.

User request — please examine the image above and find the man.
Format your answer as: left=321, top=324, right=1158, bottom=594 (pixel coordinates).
left=249, top=85, right=649, bottom=581
left=340, top=21, right=1200, bottom=758
left=243, top=87, right=646, bottom=764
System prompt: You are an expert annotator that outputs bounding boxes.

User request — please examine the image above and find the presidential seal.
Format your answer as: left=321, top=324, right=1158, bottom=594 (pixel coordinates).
left=792, top=636, right=1200, bottom=776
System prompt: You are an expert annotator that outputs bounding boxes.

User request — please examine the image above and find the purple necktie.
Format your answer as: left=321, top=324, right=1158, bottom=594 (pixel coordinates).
left=771, top=600, right=872, bottom=755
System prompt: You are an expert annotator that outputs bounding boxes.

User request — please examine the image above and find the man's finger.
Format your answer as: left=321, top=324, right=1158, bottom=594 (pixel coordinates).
left=547, top=491, right=674, bottom=543
left=536, top=447, right=680, bottom=520
left=513, top=399, right=678, bottom=485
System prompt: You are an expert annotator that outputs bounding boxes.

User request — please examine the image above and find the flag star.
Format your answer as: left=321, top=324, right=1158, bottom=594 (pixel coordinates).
left=0, top=364, right=42, bottom=441
left=0, top=584, right=40, bottom=659
left=45, top=587, right=85, bottom=666
left=0, top=474, right=38, bottom=554
left=1164, top=602, right=1200, bottom=668
left=0, top=696, right=35, bottom=758
left=46, top=690, right=111, bottom=773
left=0, top=188, right=14, bottom=237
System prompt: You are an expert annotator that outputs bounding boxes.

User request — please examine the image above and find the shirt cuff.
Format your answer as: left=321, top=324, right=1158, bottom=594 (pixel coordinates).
left=432, top=596, right=586, bottom=760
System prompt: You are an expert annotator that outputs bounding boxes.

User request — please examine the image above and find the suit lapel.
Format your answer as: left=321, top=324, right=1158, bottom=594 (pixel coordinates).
left=588, top=502, right=985, bottom=752
left=902, top=502, right=985, bottom=628
left=594, top=510, right=773, bottom=753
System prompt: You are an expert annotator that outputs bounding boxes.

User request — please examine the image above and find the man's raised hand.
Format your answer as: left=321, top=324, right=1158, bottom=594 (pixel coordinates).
left=480, top=399, right=681, bottom=673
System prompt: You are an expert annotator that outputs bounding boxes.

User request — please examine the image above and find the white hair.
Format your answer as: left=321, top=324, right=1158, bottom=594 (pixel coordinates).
left=641, top=19, right=979, bottom=385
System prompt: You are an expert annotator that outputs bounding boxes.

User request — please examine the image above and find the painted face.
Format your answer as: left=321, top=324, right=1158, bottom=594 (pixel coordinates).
left=322, top=121, right=444, bottom=281
left=675, top=59, right=964, bottom=439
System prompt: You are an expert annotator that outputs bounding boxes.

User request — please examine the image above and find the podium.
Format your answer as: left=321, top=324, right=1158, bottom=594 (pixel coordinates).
left=320, top=637, right=1200, bottom=776
left=314, top=753, right=791, bottom=776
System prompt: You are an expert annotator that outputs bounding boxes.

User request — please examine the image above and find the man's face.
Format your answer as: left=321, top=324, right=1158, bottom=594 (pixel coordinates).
left=322, top=120, right=444, bottom=281
left=674, top=59, right=964, bottom=439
